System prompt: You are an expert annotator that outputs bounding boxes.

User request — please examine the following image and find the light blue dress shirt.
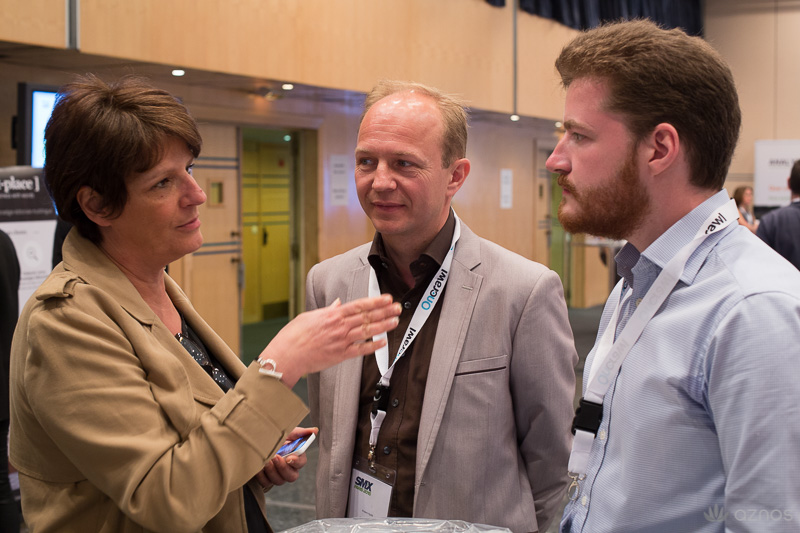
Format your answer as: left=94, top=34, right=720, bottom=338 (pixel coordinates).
left=562, top=190, right=800, bottom=533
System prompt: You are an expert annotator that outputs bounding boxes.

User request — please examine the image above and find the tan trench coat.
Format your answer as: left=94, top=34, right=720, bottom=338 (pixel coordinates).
left=9, top=231, right=307, bottom=532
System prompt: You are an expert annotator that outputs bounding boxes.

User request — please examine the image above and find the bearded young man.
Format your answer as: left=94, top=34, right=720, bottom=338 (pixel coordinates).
left=547, top=20, right=800, bottom=533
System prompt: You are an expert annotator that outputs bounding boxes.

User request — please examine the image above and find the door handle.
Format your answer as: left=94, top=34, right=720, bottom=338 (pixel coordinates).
left=262, top=227, right=268, bottom=246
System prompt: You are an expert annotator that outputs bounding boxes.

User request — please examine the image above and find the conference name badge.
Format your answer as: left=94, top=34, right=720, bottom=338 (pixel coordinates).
left=346, top=456, right=394, bottom=518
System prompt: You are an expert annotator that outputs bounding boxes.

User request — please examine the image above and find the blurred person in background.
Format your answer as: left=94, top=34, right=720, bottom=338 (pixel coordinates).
left=733, top=185, right=757, bottom=232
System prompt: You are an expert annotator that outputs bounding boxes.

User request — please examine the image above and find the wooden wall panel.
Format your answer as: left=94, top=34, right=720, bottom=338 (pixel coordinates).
left=583, top=244, right=612, bottom=308
left=706, top=0, right=800, bottom=183
left=315, top=110, right=374, bottom=261
left=775, top=7, right=800, bottom=140
left=0, top=0, right=66, bottom=48
left=76, top=0, right=563, bottom=116
left=705, top=1, right=776, bottom=179
left=455, top=122, right=538, bottom=259
left=568, top=238, right=611, bottom=309
left=297, top=129, right=319, bottom=313
left=517, top=15, right=577, bottom=121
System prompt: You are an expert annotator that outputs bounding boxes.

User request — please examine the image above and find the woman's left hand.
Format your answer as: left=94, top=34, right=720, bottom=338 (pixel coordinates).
left=256, top=427, right=316, bottom=492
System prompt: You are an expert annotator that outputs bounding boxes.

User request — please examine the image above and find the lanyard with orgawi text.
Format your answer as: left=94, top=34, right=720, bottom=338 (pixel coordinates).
left=566, top=198, right=739, bottom=501
left=365, top=213, right=461, bottom=469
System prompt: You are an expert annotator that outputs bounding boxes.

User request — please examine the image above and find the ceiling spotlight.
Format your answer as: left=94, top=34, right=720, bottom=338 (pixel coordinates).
left=510, top=114, right=520, bottom=122
left=171, top=69, right=186, bottom=77
left=282, top=83, right=294, bottom=91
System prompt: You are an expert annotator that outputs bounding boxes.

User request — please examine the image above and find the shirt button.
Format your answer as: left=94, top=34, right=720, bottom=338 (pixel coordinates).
left=581, top=495, right=588, bottom=506
left=598, top=429, right=607, bottom=440
left=383, top=446, right=391, bottom=455
left=392, top=398, right=399, bottom=407
left=381, top=262, right=388, bottom=269
left=403, top=301, right=412, bottom=309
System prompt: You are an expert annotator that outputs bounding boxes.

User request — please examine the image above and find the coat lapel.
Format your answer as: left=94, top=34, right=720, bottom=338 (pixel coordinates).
left=415, top=225, right=483, bottom=487
left=61, top=232, right=225, bottom=430
left=166, top=277, right=232, bottom=404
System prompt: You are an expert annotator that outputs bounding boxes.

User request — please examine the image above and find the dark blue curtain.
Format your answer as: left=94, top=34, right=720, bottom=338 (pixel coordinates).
left=487, top=0, right=703, bottom=36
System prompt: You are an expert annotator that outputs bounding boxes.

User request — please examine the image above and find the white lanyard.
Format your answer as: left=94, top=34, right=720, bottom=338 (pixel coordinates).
left=365, top=213, right=461, bottom=468
left=567, top=198, right=739, bottom=499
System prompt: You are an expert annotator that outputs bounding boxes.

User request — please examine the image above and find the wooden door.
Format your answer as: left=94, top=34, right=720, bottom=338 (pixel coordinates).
left=170, top=123, right=242, bottom=355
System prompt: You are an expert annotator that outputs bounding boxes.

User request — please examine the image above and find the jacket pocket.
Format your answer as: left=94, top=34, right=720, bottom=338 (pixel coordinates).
left=453, top=354, right=509, bottom=376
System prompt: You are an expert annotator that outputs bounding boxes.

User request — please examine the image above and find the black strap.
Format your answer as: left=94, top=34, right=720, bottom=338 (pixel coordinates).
left=571, top=398, right=604, bottom=435
left=371, top=382, right=391, bottom=416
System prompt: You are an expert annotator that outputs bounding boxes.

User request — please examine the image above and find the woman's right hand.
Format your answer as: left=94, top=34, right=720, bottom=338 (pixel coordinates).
left=258, top=294, right=401, bottom=387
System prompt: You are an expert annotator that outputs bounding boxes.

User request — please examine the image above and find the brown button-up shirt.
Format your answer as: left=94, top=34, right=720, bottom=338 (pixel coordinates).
left=354, top=211, right=456, bottom=517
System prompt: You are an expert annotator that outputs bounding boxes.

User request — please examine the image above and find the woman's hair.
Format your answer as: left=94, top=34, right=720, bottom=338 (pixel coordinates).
left=45, top=74, right=202, bottom=243
left=733, top=186, right=752, bottom=210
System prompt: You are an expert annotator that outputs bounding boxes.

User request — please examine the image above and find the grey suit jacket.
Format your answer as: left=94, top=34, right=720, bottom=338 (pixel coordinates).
left=306, top=222, right=577, bottom=533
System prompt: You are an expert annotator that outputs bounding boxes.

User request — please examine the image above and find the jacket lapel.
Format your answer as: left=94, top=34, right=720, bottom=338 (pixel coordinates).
left=415, top=224, right=483, bottom=487
left=329, top=255, right=371, bottom=515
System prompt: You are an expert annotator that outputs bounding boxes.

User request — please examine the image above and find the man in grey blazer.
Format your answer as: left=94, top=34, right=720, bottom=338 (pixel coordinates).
left=306, top=80, right=577, bottom=533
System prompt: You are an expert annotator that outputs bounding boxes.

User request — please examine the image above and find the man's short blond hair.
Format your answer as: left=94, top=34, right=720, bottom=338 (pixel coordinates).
left=361, top=80, right=468, bottom=168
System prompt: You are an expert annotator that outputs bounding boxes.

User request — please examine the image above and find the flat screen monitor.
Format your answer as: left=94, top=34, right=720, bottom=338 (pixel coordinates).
left=16, top=83, right=60, bottom=168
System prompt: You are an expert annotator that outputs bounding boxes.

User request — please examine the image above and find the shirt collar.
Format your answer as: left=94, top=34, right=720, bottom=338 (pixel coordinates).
left=368, top=209, right=455, bottom=274
left=616, top=190, right=733, bottom=288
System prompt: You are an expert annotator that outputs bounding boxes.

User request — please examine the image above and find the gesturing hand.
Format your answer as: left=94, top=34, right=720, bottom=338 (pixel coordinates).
left=258, top=294, right=401, bottom=387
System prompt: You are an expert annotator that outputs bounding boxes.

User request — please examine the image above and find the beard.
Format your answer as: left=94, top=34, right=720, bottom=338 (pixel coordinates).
left=556, top=146, right=650, bottom=240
